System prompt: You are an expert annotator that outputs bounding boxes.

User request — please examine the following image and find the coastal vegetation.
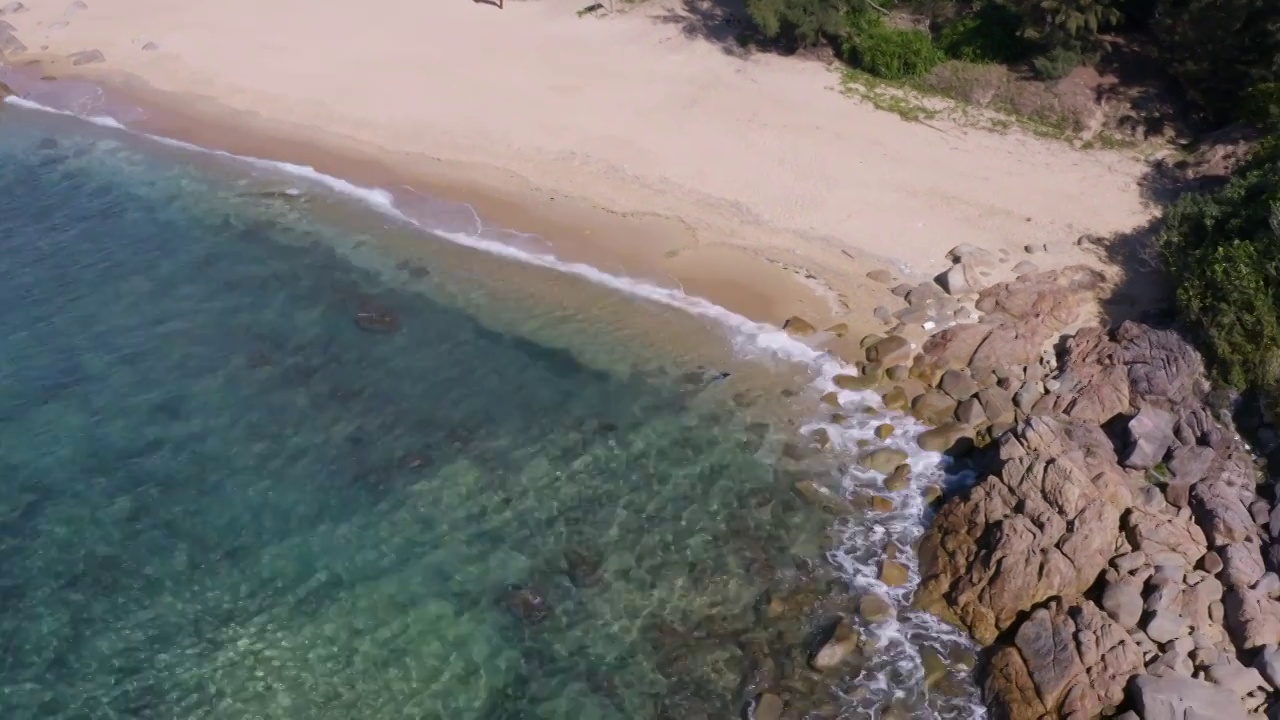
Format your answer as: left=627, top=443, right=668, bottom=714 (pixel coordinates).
left=738, top=0, right=1280, bottom=418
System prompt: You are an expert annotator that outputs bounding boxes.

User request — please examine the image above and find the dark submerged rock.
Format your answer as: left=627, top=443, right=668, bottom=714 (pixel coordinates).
left=501, top=584, right=552, bottom=625
left=354, top=308, right=400, bottom=333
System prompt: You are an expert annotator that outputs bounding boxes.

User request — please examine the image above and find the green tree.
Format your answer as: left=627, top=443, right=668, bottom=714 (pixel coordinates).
left=746, top=0, right=851, bottom=48
left=1151, top=0, right=1280, bottom=128
left=1008, top=0, right=1122, bottom=46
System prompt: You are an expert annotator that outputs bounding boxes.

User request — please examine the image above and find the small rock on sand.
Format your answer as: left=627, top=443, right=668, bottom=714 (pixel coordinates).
left=1012, top=260, right=1039, bottom=275
left=67, top=48, right=105, bottom=66
left=141, top=41, right=159, bottom=51
left=48, top=21, right=68, bottom=31
left=866, top=268, right=893, bottom=284
left=66, top=0, right=88, bottom=12
left=0, top=2, right=26, bottom=16
left=0, top=20, right=13, bottom=31
left=782, top=315, right=816, bottom=337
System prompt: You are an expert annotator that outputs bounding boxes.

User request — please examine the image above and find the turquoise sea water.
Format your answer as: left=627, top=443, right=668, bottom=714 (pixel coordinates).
left=0, top=106, right=847, bottom=719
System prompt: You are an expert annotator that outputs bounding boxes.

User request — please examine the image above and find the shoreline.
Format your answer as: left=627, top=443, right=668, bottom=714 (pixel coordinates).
left=0, top=0, right=1155, bottom=360
left=8, top=63, right=869, bottom=343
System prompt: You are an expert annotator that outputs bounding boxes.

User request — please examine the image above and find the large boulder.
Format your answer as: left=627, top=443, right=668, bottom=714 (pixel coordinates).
left=1122, top=406, right=1177, bottom=470
left=1122, top=503, right=1208, bottom=569
left=1032, top=326, right=1132, bottom=423
left=917, top=418, right=1127, bottom=643
left=1130, top=674, right=1249, bottom=720
left=983, top=600, right=1143, bottom=720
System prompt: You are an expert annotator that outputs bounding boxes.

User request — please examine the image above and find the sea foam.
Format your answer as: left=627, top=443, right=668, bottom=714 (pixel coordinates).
left=4, top=93, right=985, bottom=718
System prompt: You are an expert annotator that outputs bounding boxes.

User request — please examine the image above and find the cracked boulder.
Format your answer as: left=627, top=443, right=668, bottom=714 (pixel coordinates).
left=983, top=600, right=1143, bottom=720
left=917, top=418, right=1127, bottom=644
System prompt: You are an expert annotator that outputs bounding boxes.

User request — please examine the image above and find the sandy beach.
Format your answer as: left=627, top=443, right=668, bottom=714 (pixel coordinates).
left=0, top=0, right=1154, bottom=341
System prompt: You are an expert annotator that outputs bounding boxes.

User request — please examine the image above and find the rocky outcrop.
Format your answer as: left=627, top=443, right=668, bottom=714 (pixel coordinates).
left=984, top=599, right=1144, bottom=720
left=917, top=417, right=1128, bottom=644
left=907, top=265, right=1273, bottom=719
left=1131, top=674, right=1249, bottom=720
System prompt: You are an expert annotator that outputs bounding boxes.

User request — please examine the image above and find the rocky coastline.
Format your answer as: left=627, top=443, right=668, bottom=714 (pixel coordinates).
left=838, top=249, right=1280, bottom=718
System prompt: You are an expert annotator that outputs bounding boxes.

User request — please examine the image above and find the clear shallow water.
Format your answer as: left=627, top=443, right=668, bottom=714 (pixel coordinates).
left=0, top=98, right=984, bottom=720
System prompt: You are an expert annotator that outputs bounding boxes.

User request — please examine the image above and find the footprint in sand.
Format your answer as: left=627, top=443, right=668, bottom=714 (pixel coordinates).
left=67, top=48, right=104, bottom=66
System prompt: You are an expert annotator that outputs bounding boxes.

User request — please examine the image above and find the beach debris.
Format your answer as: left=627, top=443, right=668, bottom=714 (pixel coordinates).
left=67, top=48, right=104, bottom=66
left=0, top=2, right=26, bottom=16
left=500, top=584, right=552, bottom=625
left=0, top=28, right=26, bottom=56
left=141, top=41, right=159, bottom=52
left=353, top=307, right=400, bottom=333
left=781, top=315, right=816, bottom=336
left=575, top=3, right=605, bottom=17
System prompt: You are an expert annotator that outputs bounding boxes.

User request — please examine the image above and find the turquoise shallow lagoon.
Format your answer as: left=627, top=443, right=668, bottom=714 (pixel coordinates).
left=0, top=105, right=843, bottom=719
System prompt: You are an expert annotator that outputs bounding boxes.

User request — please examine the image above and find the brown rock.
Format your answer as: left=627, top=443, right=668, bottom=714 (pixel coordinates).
left=884, top=464, right=910, bottom=492
left=917, top=419, right=1126, bottom=644
left=858, top=447, right=908, bottom=474
left=977, top=386, right=1016, bottom=425
left=955, top=397, right=985, bottom=426
left=881, top=559, right=909, bottom=586
left=874, top=423, right=894, bottom=440
left=911, top=391, right=958, bottom=426
left=1123, top=504, right=1209, bottom=570
left=917, top=422, right=971, bottom=453
left=939, top=368, right=981, bottom=401
left=833, top=373, right=878, bottom=391
left=866, top=334, right=913, bottom=366
left=859, top=593, right=895, bottom=623
left=983, top=600, right=1143, bottom=720
left=880, top=386, right=908, bottom=411
left=782, top=316, right=817, bottom=336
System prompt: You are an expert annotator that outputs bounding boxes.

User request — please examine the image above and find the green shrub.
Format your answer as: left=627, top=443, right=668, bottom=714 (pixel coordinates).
left=746, top=0, right=850, bottom=49
left=842, top=11, right=944, bottom=80
left=936, top=4, right=1030, bottom=64
left=1030, top=46, right=1084, bottom=80
left=1158, top=147, right=1280, bottom=415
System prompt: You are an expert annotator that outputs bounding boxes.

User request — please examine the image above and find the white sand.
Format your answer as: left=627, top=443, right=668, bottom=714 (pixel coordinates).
left=2, top=0, right=1155, bottom=335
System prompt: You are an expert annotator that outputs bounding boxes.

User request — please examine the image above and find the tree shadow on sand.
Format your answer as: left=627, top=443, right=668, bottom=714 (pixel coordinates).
left=646, top=0, right=767, bottom=59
